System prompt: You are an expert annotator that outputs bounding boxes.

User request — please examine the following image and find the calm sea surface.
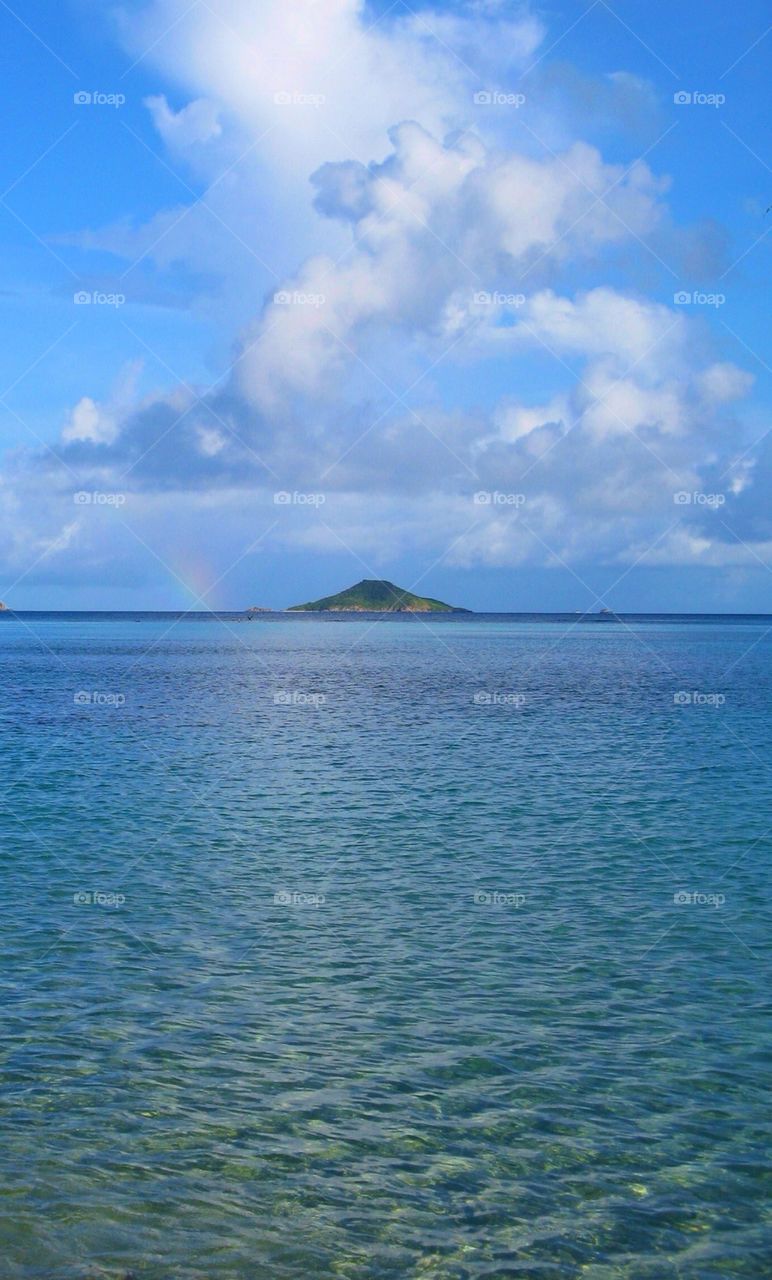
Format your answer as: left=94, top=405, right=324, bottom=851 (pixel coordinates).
left=1, top=614, right=770, bottom=1279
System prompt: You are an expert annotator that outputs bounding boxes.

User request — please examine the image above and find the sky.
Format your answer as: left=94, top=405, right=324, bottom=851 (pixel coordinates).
left=0, top=0, right=770, bottom=612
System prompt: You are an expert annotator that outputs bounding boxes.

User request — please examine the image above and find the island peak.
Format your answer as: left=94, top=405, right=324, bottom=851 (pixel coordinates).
left=287, top=578, right=470, bottom=614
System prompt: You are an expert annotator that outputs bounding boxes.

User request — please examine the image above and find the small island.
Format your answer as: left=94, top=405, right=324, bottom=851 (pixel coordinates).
left=287, top=578, right=470, bottom=613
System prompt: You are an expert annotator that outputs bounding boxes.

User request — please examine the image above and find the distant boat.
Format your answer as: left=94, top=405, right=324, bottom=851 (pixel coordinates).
left=579, top=606, right=621, bottom=622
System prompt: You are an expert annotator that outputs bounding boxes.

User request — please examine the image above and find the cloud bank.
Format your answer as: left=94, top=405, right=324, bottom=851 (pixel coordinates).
left=4, top=0, right=769, bottom=602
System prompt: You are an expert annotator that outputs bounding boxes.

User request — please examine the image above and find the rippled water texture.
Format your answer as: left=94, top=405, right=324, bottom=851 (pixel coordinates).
left=1, top=614, right=770, bottom=1278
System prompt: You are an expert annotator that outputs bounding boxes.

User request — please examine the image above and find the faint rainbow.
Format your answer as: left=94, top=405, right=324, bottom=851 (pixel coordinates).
left=168, top=552, right=221, bottom=609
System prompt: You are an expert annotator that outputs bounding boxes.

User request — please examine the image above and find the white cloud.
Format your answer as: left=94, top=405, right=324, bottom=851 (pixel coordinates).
left=4, top=0, right=766, bottom=595
left=62, top=362, right=143, bottom=446
left=62, top=396, right=113, bottom=446
left=145, top=94, right=222, bottom=148
left=235, top=125, right=668, bottom=411
left=129, top=0, right=545, bottom=172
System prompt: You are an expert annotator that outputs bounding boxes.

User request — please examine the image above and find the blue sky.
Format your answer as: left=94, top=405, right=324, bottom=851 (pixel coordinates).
left=0, top=0, right=770, bottom=611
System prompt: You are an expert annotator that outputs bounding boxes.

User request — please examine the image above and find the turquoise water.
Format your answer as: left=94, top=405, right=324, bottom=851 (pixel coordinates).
left=1, top=614, right=770, bottom=1279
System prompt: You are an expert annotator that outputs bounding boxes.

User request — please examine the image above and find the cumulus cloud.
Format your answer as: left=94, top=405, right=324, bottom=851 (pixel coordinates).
left=62, top=362, right=143, bottom=446
left=235, top=122, right=668, bottom=412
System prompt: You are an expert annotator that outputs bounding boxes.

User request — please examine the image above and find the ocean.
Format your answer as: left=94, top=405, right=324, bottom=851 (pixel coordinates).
left=1, top=613, right=770, bottom=1278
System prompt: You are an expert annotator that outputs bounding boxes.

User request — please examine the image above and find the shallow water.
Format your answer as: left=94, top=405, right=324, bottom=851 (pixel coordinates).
left=1, top=614, right=770, bottom=1278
